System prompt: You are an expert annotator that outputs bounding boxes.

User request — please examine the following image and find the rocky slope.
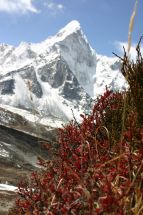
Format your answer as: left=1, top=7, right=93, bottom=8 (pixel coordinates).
left=0, top=122, right=57, bottom=214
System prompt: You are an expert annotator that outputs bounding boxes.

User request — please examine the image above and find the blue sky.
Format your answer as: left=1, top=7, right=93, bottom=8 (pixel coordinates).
left=0, top=0, right=142, bottom=56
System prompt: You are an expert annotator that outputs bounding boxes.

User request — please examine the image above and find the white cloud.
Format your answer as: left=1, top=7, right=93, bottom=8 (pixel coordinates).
left=0, top=0, right=39, bottom=14
left=44, top=1, right=64, bottom=14
left=115, top=41, right=143, bottom=61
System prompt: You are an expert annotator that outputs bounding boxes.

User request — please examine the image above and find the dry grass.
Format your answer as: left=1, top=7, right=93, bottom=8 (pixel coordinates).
left=127, top=0, right=138, bottom=55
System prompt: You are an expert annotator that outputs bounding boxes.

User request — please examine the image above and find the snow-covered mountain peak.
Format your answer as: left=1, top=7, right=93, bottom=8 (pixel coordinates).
left=0, top=20, right=128, bottom=127
left=29, top=20, right=97, bottom=97
left=57, top=20, right=81, bottom=37
left=37, top=20, right=83, bottom=50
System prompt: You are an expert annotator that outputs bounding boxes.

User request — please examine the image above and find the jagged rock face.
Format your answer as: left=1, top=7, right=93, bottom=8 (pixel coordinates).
left=16, top=66, right=43, bottom=98
left=58, top=30, right=97, bottom=97
left=0, top=20, right=127, bottom=125
left=38, top=60, right=67, bottom=88
left=0, top=57, right=92, bottom=123
left=62, top=77, right=80, bottom=100
left=38, top=59, right=89, bottom=102
left=0, top=66, right=43, bottom=98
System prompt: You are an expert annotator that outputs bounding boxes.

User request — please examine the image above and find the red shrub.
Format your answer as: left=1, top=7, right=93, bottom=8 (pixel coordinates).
left=11, top=87, right=143, bottom=215
left=8, top=38, right=143, bottom=215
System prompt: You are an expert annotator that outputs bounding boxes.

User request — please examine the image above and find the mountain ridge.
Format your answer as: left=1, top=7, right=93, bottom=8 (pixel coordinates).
left=0, top=20, right=127, bottom=128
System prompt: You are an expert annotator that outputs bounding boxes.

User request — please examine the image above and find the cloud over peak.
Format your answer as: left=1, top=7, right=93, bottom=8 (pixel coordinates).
left=44, top=1, right=64, bottom=14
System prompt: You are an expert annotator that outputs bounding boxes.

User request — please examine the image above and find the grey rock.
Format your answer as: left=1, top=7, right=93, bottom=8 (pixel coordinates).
left=18, top=66, right=43, bottom=98
left=0, top=79, right=15, bottom=95
left=38, top=59, right=67, bottom=88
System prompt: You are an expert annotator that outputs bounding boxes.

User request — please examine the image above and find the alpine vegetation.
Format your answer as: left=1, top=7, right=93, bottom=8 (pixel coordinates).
left=9, top=38, right=143, bottom=215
